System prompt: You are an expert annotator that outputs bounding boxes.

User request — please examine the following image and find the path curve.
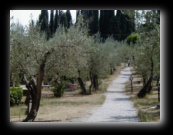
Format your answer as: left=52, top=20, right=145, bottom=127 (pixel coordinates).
left=71, top=67, right=139, bottom=122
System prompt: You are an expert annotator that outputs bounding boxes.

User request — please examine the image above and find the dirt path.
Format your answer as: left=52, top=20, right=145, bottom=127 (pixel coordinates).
left=69, top=67, right=139, bottom=122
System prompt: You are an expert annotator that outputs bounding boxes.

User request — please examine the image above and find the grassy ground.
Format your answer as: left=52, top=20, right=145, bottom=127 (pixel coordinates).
left=125, top=68, right=160, bottom=122
left=10, top=64, right=125, bottom=122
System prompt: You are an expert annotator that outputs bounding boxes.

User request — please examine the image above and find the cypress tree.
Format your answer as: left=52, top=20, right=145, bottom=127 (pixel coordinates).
left=99, top=10, right=105, bottom=41
left=89, top=10, right=99, bottom=35
left=54, top=10, right=59, bottom=33
left=156, top=10, right=160, bottom=25
left=49, top=10, right=54, bottom=37
left=59, top=11, right=67, bottom=28
left=39, top=10, right=50, bottom=40
left=66, top=10, right=72, bottom=28
left=109, top=10, right=135, bottom=41
left=76, top=10, right=81, bottom=24
left=99, top=10, right=114, bottom=41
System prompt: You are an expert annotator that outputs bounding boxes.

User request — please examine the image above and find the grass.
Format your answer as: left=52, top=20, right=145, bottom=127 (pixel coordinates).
left=40, top=93, right=105, bottom=106
left=138, top=109, right=160, bottom=122
left=125, top=68, right=160, bottom=122
left=10, top=96, right=27, bottom=116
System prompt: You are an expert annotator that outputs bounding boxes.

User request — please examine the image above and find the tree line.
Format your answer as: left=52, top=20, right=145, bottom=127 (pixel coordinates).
left=35, top=10, right=137, bottom=41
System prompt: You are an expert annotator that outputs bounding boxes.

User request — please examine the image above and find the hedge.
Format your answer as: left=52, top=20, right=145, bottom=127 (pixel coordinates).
left=10, top=87, right=23, bottom=106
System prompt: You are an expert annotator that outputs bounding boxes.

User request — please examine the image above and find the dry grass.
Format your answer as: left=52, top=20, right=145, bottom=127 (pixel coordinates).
left=10, top=64, right=125, bottom=122
left=125, top=68, right=160, bottom=122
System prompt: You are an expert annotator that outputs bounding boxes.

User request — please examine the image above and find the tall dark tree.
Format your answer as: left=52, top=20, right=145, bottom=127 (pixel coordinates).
left=108, top=10, right=122, bottom=41
left=54, top=10, right=59, bottom=33
left=99, top=10, right=104, bottom=41
left=156, top=10, right=160, bottom=25
left=108, top=16, right=120, bottom=40
left=99, top=10, right=114, bottom=41
left=66, top=10, right=72, bottom=28
left=49, top=10, right=54, bottom=37
left=81, top=10, right=97, bottom=35
left=81, top=10, right=91, bottom=27
left=59, top=10, right=67, bottom=28
left=89, top=10, right=99, bottom=35
left=76, top=10, right=81, bottom=24
left=39, top=10, right=50, bottom=40
left=109, top=10, right=135, bottom=41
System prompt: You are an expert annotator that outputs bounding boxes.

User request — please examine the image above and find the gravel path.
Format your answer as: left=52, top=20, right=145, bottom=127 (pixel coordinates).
left=70, top=67, right=139, bottom=122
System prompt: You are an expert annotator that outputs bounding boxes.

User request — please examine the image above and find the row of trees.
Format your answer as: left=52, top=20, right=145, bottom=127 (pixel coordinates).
left=10, top=10, right=160, bottom=122
left=37, top=10, right=72, bottom=40
left=36, top=10, right=137, bottom=41
left=36, top=10, right=160, bottom=42
left=124, top=10, right=160, bottom=97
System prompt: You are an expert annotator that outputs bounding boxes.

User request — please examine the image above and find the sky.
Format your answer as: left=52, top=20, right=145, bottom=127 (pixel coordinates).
left=10, top=10, right=77, bottom=27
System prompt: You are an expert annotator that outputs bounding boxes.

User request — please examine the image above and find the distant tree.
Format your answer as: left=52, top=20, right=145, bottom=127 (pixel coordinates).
left=66, top=10, right=72, bottom=28
left=49, top=10, right=54, bottom=37
left=89, top=10, right=99, bottom=35
left=76, top=10, right=81, bottom=24
left=109, top=10, right=135, bottom=41
left=99, top=10, right=114, bottom=41
left=39, top=10, right=50, bottom=40
left=59, top=10, right=67, bottom=28
left=54, top=10, right=59, bottom=33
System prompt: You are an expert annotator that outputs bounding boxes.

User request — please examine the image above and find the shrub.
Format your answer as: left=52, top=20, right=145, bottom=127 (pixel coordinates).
left=52, top=81, right=67, bottom=97
left=10, top=87, right=23, bottom=106
left=126, top=33, right=140, bottom=45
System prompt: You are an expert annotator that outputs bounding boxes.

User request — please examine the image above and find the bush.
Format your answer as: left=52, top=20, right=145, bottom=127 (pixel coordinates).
left=52, top=81, right=67, bottom=97
left=10, top=87, right=23, bottom=106
left=126, top=33, right=140, bottom=45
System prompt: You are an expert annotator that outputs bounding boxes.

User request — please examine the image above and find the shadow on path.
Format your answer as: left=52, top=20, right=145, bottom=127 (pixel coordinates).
left=112, top=97, right=130, bottom=101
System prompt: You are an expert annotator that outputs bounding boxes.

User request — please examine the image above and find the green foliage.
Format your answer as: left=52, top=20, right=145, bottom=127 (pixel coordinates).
left=126, top=33, right=140, bottom=45
left=10, top=87, right=23, bottom=106
left=52, top=81, right=67, bottom=97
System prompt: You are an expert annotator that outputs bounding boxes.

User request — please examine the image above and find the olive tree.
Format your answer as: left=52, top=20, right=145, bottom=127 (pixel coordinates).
left=134, top=25, right=160, bottom=98
left=10, top=22, right=56, bottom=121
left=47, top=24, right=93, bottom=94
left=87, top=36, right=124, bottom=94
left=10, top=20, right=91, bottom=121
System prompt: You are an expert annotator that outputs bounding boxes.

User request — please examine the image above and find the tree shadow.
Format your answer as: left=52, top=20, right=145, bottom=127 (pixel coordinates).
left=121, top=74, right=131, bottom=76
left=106, top=91, right=126, bottom=94
left=110, top=115, right=139, bottom=121
left=112, top=97, right=130, bottom=101
left=96, top=116, right=139, bottom=122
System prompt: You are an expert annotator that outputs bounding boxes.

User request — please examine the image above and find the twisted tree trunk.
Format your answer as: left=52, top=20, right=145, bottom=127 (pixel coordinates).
left=22, top=50, right=54, bottom=122
left=77, top=70, right=87, bottom=94
left=137, top=56, right=153, bottom=98
left=89, top=71, right=99, bottom=94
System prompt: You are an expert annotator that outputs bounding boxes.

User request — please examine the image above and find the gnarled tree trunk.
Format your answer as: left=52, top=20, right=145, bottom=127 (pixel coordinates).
left=137, top=56, right=154, bottom=98
left=89, top=71, right=99, bottom=94
left=77, top=70, right=87, bottom=94
left=22, top=50, right=54, bottom=122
